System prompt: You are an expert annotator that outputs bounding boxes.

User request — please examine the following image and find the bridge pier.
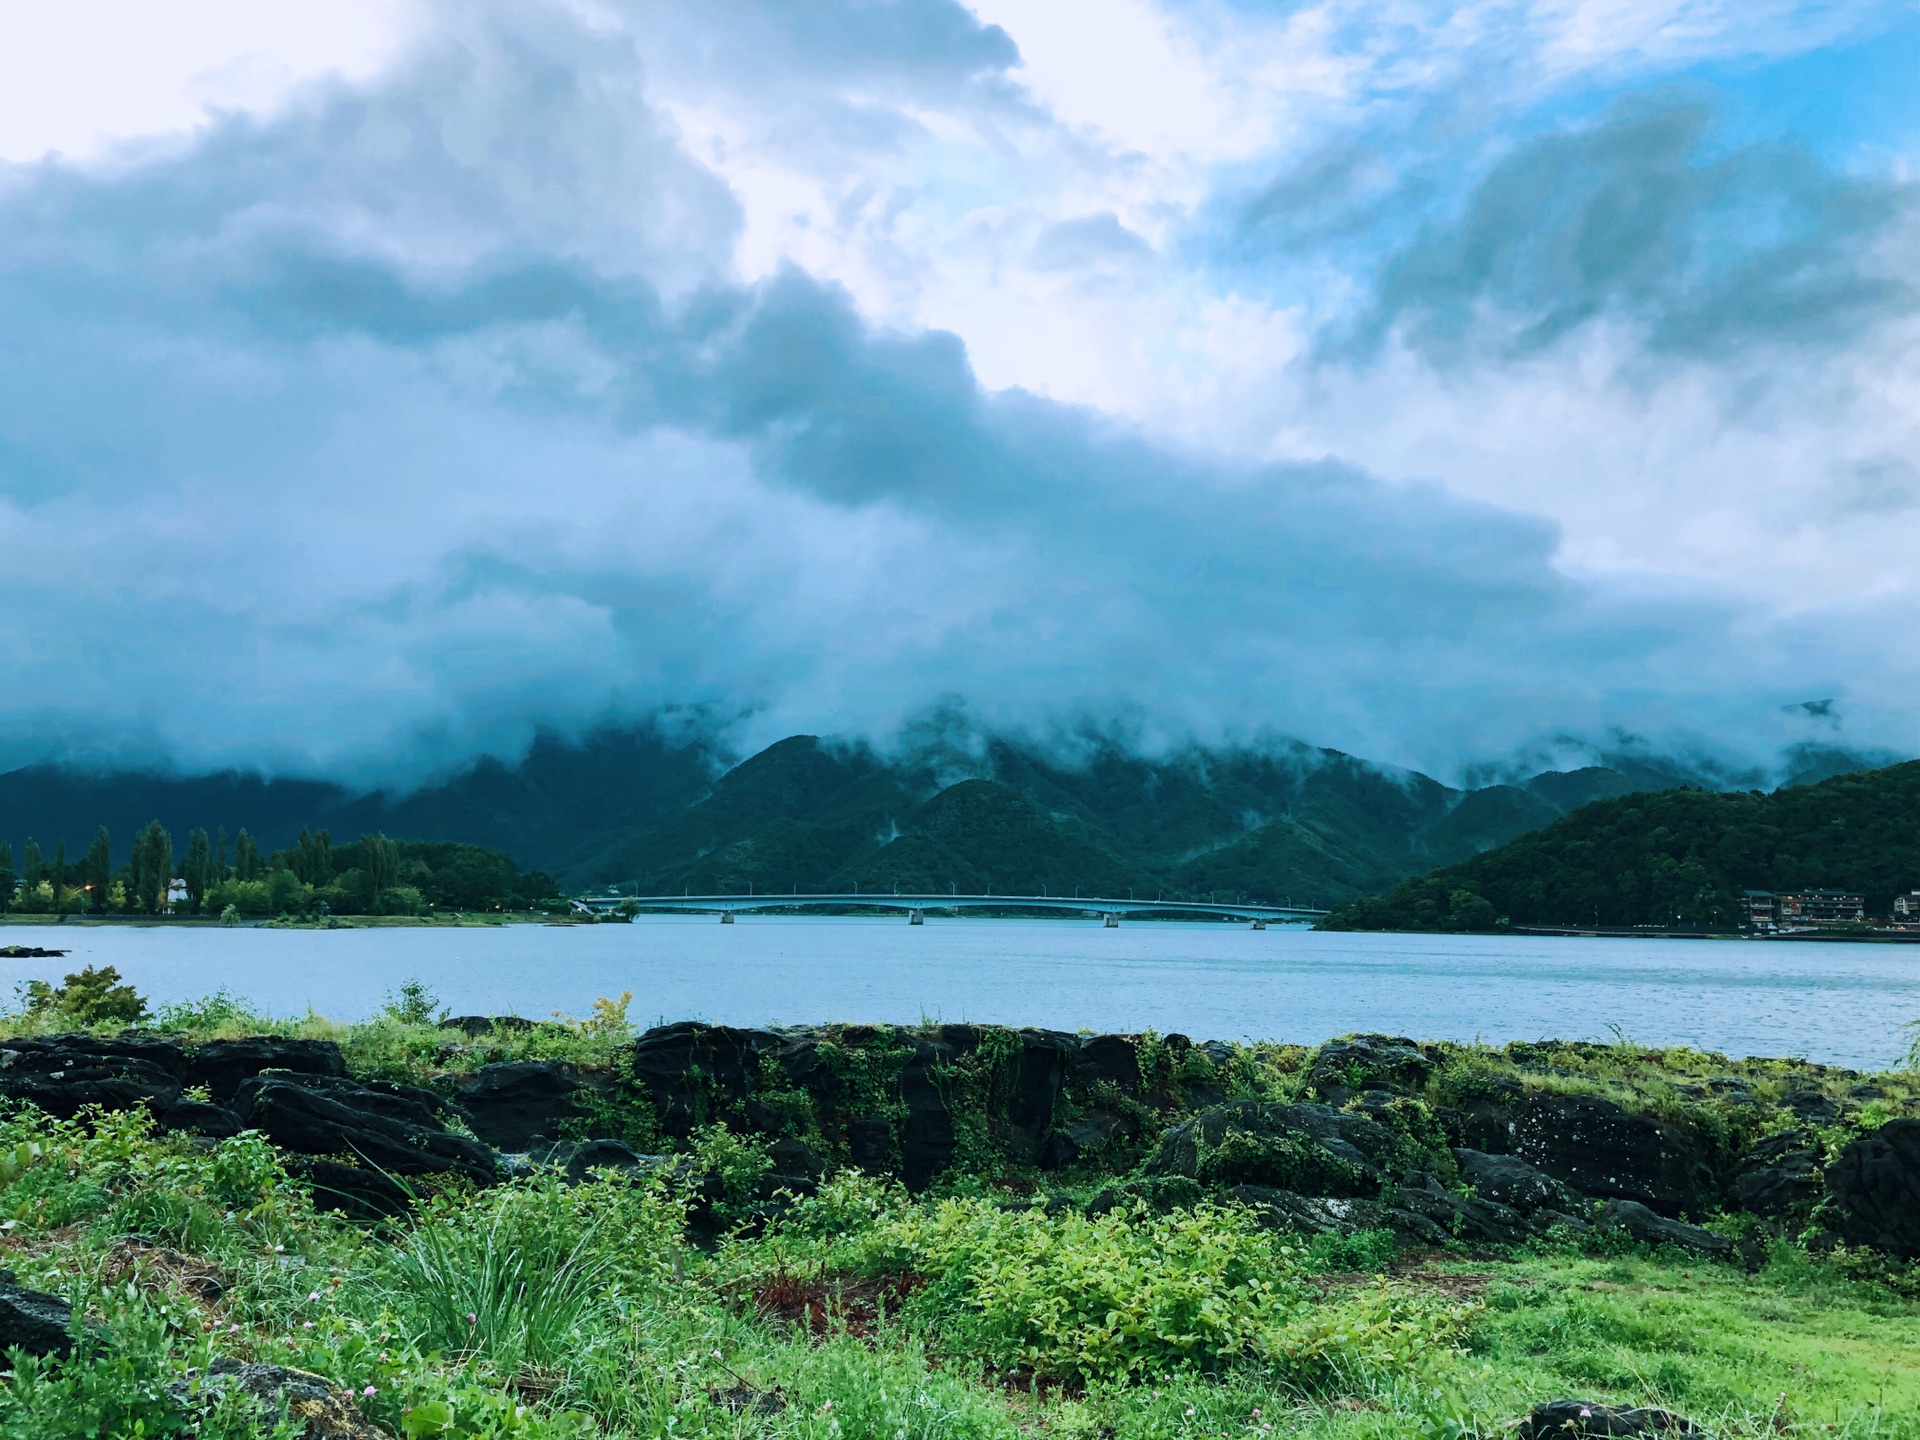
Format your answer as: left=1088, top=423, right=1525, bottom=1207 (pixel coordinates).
left=908, top=909, right=924, bottom=925
left=1251, top=919, right=1266, bottom=930
left=1104, top=912, right=1119, bottom=928
left=720, top=911, right=734, bottom=924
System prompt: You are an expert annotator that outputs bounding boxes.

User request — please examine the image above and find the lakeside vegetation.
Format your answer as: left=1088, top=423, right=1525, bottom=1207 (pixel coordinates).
left=0, top=826, right=563, bottom=922
left=1320, top=761, right=1920, bottom=934
left=0, top=974, right=1916, bottom=1437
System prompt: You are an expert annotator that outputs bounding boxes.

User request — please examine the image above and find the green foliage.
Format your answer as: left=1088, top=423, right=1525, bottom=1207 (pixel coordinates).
left=381, top=1177, right=649, bottom=1373
left=1323, top=760, right=1920, bottom=930
left=383, top=979, right=444, bottom=1028
left=18, top=965, right=149, bottom=1027
left=843, top=1197, right=1469, bottom=1387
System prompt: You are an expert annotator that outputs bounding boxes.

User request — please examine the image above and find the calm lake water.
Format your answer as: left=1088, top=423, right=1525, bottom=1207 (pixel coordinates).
left=3, top=918, right=1917, bottom=1070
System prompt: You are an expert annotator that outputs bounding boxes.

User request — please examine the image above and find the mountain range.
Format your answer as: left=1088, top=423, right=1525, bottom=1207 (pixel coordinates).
left=7, top=726, right=1882, bottom=907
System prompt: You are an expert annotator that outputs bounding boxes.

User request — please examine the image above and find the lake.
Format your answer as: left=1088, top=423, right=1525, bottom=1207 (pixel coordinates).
left=3, top=917, right=1917, bottom=1070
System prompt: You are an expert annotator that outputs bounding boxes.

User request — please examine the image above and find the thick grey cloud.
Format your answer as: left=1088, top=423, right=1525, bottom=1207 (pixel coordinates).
left=0, top=2, right=1910, bottom=786
left=1358, top=97, right=1918, bottom=360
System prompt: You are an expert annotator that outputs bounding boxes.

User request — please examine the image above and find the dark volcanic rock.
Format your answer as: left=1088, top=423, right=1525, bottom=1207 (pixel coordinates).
left=1146, top=1101, right=1401, bottom=1197
left=1782, top=1085, right=1840, bottom=1124
left=1728, top=1130, right=1823, bottom=1218
left=1826, top=1118, right=1920, bottom=1257
left=443, top=1015, right=535, bottom=1036
left=1594, top=1200, right=1734, bottom=1258
left=1041, top=1109, right=1139, bottom=1169
left=1224, top=1184, right=1387, bottom=1236
left=896, top=1042, right=958, bottom=1188
left=1073, top=1034, right=1141, bottom=1092
left=1306, top=1035, right=1436, bottom=1106
left=287, top=1158, right=414, bottom=1220
left=233, top=1074, right=495, bottom=1212
left=1453, top=1148, right=1568, bottom=1214
left=1438, top=1076, right=1526, bottom=1152
left=156, top=1098, right=244, bottom=1139
left=0, top=1034, right=184, bottom=1116
left=1007, top=1029, right=1074, bottom=1161
left=631, top=1023, right=786, bottom=1137
left=1511, top=1092, right=1701, bottom=1215
left=0, top=1273, right=78, bottom=1356
left=1516, top=1401, right=1695, bottom=1439
left=175, top=1357, right=387, bottom=1439
left=183, top=1039, right=344, bottom=1103
left=1390, top=1174, right=1532, bottom=1246
left=560, top=1138, right=656, bottom=1183
left=453, top=1060, right=584, bottom=1150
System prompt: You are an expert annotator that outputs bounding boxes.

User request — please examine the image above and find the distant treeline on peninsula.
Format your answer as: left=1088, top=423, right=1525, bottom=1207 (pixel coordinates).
left=0, top=824, right=562, bottom=919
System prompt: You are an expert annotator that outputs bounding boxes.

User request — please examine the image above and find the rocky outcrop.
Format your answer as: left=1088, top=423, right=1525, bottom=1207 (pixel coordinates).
left=1594, top=1200, right=1733, bottom=1259
left=1825, top=1118, right=1920, bottom=1258
left=630, top=1023, right=787, bottom=1137
left=0, top=1272, right=79, bottom=1356
left=453, top=1060, right=585, bottom=1151
left=1145, top=1101, right=1406, bottom=1197
left=1727, top=1130, right=1823, bottom=1218
left=173, top=1358, right=389, bottom=1439
left=1306, top=1035, right=1436, bottom=1106
left=1510, top=1092, right=1702, bottom=1215
left=0, top=1034, right=184, bottom=1117
left=1453, top=1148, right=1569, bottom=1214
left=1516, top=1401, right=1695, bottom=1439
left=232, top=1073, right=495, bottom=1218
left=184, top=1039, right=345, bottom=1103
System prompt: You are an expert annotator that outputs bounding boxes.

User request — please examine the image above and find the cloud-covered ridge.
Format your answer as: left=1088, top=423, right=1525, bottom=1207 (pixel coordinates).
left=0, top=0, right=1914, bottom=786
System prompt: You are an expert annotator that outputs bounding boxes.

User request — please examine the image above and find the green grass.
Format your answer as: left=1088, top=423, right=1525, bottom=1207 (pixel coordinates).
left=1, top=994, right=1918, bottom=1437
left=0, top=1103, right=1913, bottom=1439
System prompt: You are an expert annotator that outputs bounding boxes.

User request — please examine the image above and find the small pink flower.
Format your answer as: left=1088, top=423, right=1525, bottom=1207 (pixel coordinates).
left=302, top=1321, right=315, bottom=1330
left=308, top=1291, right=321, bottom=1301
left=363, top=1385, right=377, bottom=1397
left=465, top=1312, right=477, bottom=1326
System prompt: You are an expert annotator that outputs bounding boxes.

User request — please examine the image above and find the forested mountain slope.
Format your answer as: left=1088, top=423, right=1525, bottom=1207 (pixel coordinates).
left=4, top=726, right=1889, bottom=909
left=1319, top=761, right=1920, bottom=931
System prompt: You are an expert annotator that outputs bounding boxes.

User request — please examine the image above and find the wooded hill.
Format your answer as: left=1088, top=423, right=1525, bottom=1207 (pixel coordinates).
left=1319, top=760, right=1920, bottom=932
left=0, top=723, right=1798, bottom=908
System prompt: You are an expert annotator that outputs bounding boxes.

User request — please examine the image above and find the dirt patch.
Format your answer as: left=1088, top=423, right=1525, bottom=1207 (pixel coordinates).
left=104, top=1234, right=228, bottom=1302
left=754, top=1268, right=924, bottom=1338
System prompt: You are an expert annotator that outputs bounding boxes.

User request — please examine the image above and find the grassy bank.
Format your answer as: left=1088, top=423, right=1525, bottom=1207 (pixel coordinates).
left=0, top=987, right=1915, bottom=1438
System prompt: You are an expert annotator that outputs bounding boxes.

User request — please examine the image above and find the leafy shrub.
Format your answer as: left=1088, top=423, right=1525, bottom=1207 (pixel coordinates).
left=864, top=1197, right=1470, bottom=1386
left=383, top=979, right=444, bottom=1027
left=17, top=965, right=148, bottom=1026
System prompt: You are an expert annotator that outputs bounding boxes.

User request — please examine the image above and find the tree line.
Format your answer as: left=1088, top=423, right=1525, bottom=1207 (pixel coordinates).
left=1318, top=761, right=1920, bottom=933
left=0, top=823, right=563, bottom=919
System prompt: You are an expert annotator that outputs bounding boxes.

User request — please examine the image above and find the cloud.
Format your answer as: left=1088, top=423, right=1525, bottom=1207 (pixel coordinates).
left=0, top=0, right=1914, bottom=788
left=1356, top=96, right=1918, bottom=361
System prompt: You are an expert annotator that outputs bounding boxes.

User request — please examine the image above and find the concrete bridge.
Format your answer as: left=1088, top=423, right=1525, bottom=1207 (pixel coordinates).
left=571, top=891, right=1328, bottom=927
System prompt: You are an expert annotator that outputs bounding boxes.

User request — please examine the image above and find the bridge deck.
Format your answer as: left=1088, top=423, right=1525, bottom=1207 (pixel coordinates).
left=572, top=893, right=1327, bottom=921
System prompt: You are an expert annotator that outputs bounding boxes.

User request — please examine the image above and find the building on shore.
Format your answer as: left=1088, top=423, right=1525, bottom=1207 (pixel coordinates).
left=1741, top=888, right=1866, bottom=931
left=1740, top=890, right=1778, bottom=931
left=1892, top=891, right=1920, bottom=931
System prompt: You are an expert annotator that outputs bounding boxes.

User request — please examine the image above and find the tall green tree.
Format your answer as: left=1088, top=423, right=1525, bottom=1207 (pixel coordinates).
left=130, top=821, right=173, bottom=915
left=215, top=828, right=229, bottom=883
left=183, top=829, right=213, bottom=914
left=292, top=828, right=333, bottom=887
left=51, top=840, right=68, bottom=916
left=235, top=829, right=261, bottom=882
left=84, top=829, right=111, bottom=910
left=0, top=841, right=14, bottom=911
left=21, top=839, right=42, bottom=893
left=364, top=833, right=401, bottom=908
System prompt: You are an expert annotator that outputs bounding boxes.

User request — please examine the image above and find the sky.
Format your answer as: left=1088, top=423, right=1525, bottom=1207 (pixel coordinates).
left=0, top=0, right=1914, bottom=786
